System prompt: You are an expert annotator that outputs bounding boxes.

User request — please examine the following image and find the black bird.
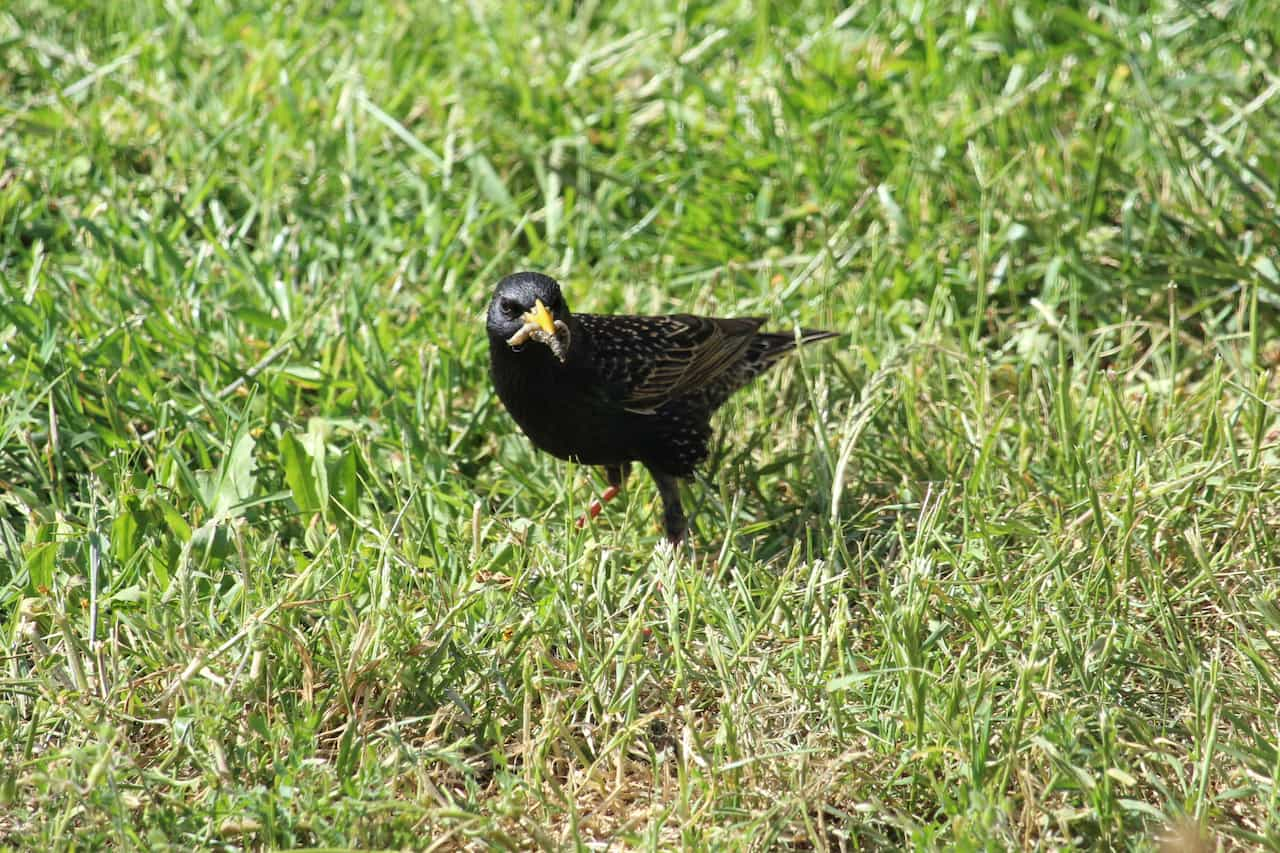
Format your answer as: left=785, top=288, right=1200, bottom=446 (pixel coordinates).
left=486, top=271, right=836, bottom=543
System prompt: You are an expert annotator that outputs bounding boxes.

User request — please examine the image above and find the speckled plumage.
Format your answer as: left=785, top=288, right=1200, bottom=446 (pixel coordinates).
left=486, top=271, right=836, bottom=542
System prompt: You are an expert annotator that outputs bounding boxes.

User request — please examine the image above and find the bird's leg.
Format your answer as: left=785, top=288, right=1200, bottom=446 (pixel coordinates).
left=575, top=463, right=631, bottom=528
left=647, top=467, right=687, bottom=544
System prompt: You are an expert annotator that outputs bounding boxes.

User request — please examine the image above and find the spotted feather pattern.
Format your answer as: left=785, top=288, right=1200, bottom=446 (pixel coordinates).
left=576, top=313, right=808, bottom=414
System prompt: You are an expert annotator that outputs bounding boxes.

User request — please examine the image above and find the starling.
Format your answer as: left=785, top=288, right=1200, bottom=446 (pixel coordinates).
left=486, top=271, right=836, bottom=543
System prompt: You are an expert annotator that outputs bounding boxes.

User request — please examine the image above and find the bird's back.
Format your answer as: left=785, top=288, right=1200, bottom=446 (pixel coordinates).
left=574, top=313, right=836, bottom=475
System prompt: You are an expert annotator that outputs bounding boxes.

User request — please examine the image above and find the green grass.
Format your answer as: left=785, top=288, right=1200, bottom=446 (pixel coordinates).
left=2, top=0, right=1279, bottom=848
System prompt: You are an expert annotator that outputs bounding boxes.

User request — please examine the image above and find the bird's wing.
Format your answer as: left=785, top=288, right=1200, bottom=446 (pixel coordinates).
left=577, top=314, right=764, bottom=413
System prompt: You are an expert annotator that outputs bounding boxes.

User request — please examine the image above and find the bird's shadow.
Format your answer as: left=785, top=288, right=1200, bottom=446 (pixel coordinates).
left=690, top=435, right=833, bottom=560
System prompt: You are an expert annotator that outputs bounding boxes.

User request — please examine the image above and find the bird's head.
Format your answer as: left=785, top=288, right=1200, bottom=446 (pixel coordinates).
left=486, top=272, right=573, bottom=363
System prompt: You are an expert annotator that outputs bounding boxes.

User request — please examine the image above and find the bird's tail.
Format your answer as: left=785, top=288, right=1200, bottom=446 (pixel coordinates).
left=754, top=328, right=839, bottom=358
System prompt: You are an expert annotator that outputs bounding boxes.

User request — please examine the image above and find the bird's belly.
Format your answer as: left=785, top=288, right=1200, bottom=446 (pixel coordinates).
left=497, top=377, right=638, bottom=465
left=511, top=404, right=634, bottom=464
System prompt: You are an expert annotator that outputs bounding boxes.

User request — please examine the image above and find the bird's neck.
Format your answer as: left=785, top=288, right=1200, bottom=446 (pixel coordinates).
left=489, top=334, right=562, bottom=390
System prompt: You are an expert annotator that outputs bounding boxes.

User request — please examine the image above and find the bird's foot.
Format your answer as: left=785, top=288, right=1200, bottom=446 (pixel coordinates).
left=661, top=497, right=687, bottom=545
left=575, top=485, right=621, bottom=529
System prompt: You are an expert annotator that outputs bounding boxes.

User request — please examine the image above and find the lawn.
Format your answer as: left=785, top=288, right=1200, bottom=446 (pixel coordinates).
left=2, top=0, right=1278, bottom=848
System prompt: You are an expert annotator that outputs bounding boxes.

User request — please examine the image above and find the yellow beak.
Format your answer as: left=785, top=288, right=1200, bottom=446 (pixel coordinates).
left=522, top=298, right=556, bottom=335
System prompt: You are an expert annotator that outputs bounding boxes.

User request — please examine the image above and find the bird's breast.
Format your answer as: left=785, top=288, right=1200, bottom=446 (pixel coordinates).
left=490, top=349, right=633, bottom=464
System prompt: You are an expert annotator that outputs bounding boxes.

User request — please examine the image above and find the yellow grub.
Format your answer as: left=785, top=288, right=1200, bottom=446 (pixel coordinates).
left=506, top=303, right=571, bottom=363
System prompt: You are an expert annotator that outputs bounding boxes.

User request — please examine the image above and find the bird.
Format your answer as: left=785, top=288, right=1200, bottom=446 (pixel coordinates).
left=485, top=271, right=837, bottom=543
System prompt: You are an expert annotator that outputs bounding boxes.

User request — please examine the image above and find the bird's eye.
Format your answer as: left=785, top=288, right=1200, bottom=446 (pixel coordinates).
left=500, top=298, right=520, bottom=318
